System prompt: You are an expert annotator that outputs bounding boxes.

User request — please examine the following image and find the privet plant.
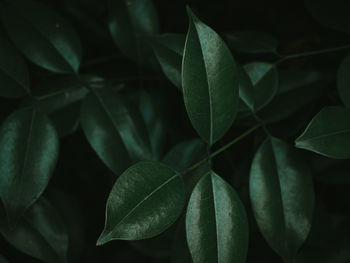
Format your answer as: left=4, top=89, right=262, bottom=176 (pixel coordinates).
left=0, top=0, right=349, bottom=262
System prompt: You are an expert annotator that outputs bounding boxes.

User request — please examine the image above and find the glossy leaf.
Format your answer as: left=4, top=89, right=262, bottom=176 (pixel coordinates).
left=242, top=62, right=278, bottom=112
left=108, top=0, right=159, bottom=61
left=225, top=31, right=278, bottom=54
left=182, top=7, right=239, bottom=146
left=151, top=34, right=186, bottom=88
left=1, top=0, right=82, bottom=73
left=305, top=0, right=350, bottom=33
left=250, top=137, right=315, bottom=263
left=97, top=161, right=185, bottom=244
left=81, top=88, right=152, bottom=174
left=338, top=53, right=350, bottom=107
left=186, top=171, right=249, bottom=263
left=0, top=108, right=59, bottom=224
left=296, top=106, right=350, bottom=158
left=0, top=35, right=29, bottom=98
left=0, top=198, right=68, bottom=263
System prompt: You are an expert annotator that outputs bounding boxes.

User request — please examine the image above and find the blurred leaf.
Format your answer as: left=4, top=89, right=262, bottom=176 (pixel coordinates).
left=305, top=0, right=350, bottom=33
left=0, top=108, right=59, bottom=224
left=97, top=161, right=185, bottom=244
left=0, top=34, right=29, bottom=98
left=1, top=0, right=82, bottom=73
left=0, top=255, right=8, bottom=263
left=47, top=190, right=86, bottom=263
left=296, top=106, right=350, bottom=158
left=186, top=171, right=249, bottom=263
left=338, top=53, right=350, bottom=107
left=182, top=7, right=239, bottom=146
left=250, top=137, right=315, bottom=263
left=242, top=62, right=278, bottom=112
left=225, top=31, right=278, bottom=54
left=151, top=34, right=185, bottom=89
left=108, top=0, right=159, bottom=61
left=0, top=198, right=68, bottom=263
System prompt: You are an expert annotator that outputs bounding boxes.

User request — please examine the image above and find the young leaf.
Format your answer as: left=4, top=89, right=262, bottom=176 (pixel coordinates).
left=1, top=0, right=82, bottom=73
left=250, top=137, right=315, bottom=263
left=0, top=35, right=29, bottom=98
left=305, top=0, right=350, bottom=33
left=295, top=106, right=350, bottom=158
left=225, top=31, right=279, bottom=54
left=338, top=53, right=350, bottom=107
left=108, top=0, right=159, bottom=61
left=186, top=171, right=249, bottom=263
left=151, top=34, right=186, bottom=88
left=242, top=62, right=278, bottom=112
left=0, top=198, right=68, bottom=263
left=81, top=89, right=152, bottom=175
left=182, top=7, right=239, bottom=146
left=0, top=108, right=59, bottom=224
left=97, top=161, right=185, bottom=244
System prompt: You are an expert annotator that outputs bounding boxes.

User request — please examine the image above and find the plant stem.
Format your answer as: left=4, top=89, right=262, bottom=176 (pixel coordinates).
left=275, top=44, right=350, bottom=65
left=183, top=124, right=261, bottom=174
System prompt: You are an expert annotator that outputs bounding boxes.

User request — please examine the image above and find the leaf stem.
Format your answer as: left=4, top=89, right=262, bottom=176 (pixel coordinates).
left=275, top=44, right=350, bottom=65
left=183, top=124, right=261, bottom=174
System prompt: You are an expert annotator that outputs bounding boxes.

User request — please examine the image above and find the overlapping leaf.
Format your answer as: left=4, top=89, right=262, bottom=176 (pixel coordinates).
left=0, top=108, right=59, bottom=224
left=186, top=171, right=249, bottom=263
left=182, top=7, right=239, bottom=146
left=250, top=137, right=314, bottom=262
left=1, top=0, right=82, bottom=73
left=0, top=198, right=68, bottom=263
left=97, top=162, right=185, bottom=244
left=296, top=106, right=350, bottom=158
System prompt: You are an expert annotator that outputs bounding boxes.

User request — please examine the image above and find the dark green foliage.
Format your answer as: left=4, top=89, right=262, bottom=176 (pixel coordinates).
left=0, top=0, right=349, bottom=262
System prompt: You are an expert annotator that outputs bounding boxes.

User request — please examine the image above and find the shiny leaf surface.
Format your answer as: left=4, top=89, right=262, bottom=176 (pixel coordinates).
left=186, top=171, right=249, bottom=263
left=295, top=106, right=350, bottom=158
left=0, top=35, right=29, bottom=98
left=1, top=0, right=82, bottom=73
left=97, top=161, right=185, bottom=243
left=151, top=34, right=185, bottom=88
left=182, top=7, right=239, bottom=146
left=0, top=108, right=59, bottom=224
left=250, top=137, right=315, bottom=263
left=0, top=198, right=68, bottom=263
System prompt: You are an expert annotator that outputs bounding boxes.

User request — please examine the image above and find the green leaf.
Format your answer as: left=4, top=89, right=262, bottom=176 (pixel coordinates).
left=182, top=7, right=239, bottom=146
left=338, top=53, right=350, bottom=107
left=186, top=171, right=249, bottom=263
left=0, top=255, right=8, bottom=263
left=0, top=34, right=29, bottom=98
left=295, top=106, right=350, bottom=158
left=242, top=62, right=278, bottom=112
left=108, top=0, right=159, bottom=61
left=81, top=88, right=151, bottom=175
left=225, top=31, right=278, bottom=54
left=0, top=108, right=59, bottom=224
left=305, top=0, right=350, bottom=33
left=0, top=198, right=68, bottom=263
left=151, top=34, right=185, bottom=88
left=250, top=137, right=315, bottom=263
left=97, top=161, right=185, bottom=244
left=1, top=0, right=82, bottom=73
left=137, top=90, right=166, bottom=161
